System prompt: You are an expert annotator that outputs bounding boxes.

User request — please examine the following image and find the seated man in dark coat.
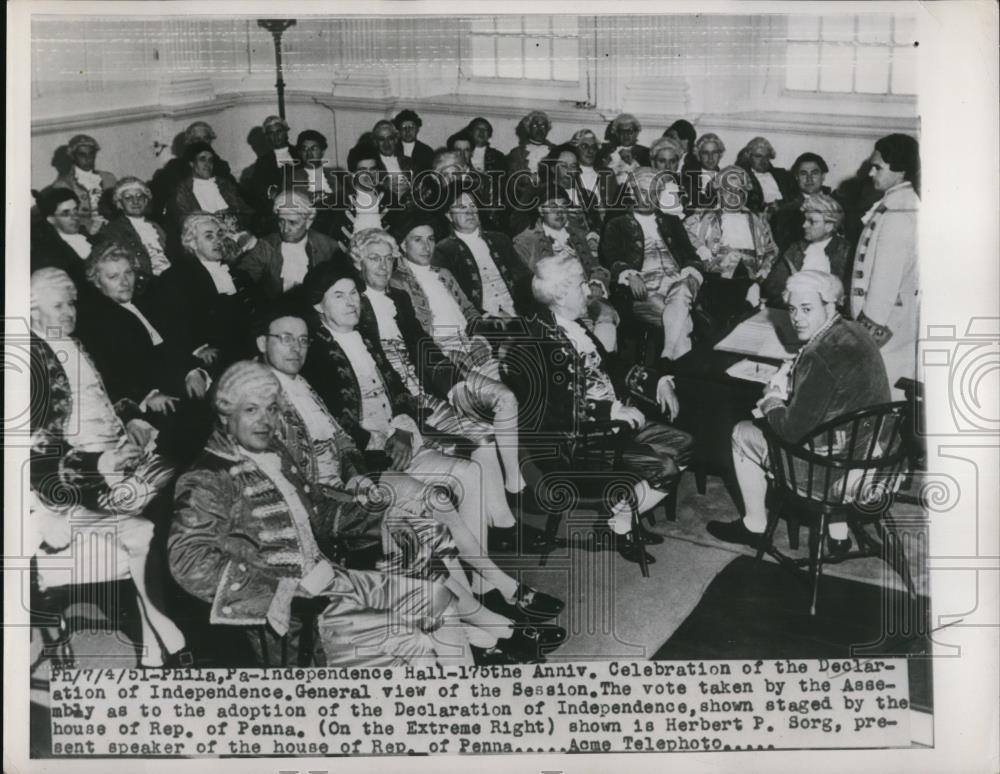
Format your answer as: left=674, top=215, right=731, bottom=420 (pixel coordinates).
left=599, top=167, right=705, bottom=360
left=393, top=109, right=435, bottom=174
left=237, top=189, right=344, bottom=300
left=760, top=193, right=853, bottom=309
left=506, top=255, right=695, bottom=564
left=149, top=120, right=235, bottom=225
left=707, top=271, right=891, bottom=555
left=146, top=212, right=259, bottom=372
left=96, top=177, right=173, bottom=295
left=75, top=243, right=214, bottom=464
left=30, top=188, right=94, bottom=293
left=433, top=187, right=532, bottom=318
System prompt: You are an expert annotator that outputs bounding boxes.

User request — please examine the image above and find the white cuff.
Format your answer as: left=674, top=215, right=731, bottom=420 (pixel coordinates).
left=188, top=368, right=212, bottom=390
left=139, top=389, right=160, bottom=412
left=679, top=266, right=704, bottom=285
left=656, top=375, right=675, bottom=391
left=695, top=246, right=714, bottom=264
left=617, top=269, right=642, bottom=286
left=193, top=343, right=210, bottom=357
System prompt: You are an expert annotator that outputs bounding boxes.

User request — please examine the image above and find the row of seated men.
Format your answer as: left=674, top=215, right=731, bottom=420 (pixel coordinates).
left=28, top=110, right=917, bottom=669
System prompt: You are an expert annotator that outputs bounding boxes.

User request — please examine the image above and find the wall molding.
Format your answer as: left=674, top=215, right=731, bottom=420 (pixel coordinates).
left=31, top=88, right=920, bottom=141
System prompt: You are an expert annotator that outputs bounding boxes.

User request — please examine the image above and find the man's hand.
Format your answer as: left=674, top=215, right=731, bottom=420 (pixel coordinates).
left=655, top=376, right=680, bottom=420
left=146, top=393, right=179, bottom=414
left=185, top=370, right=210, bottom=399
left=124, top=419, right=157, bottom=451
left=195, top=346, right=220, bottom=366
left=627, top=274, right=648, bottom=300
left=385, top=430, right=414, bottom=471
left=611, top=402, right=645, bottom=430
left=682, top=273, right=702, bottom=297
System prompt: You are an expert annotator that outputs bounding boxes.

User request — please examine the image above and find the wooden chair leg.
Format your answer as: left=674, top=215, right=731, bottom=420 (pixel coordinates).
left=663, top=479, right=679, bottom=523
left=786, top=514, right=801, bottom=550
left=756, top=508, right=782, bottom=565
left=694, top=465, right=707, bottom=495
left=538, top=509, right=566, bottom=567
left=808, top=511, right=828, bottom=616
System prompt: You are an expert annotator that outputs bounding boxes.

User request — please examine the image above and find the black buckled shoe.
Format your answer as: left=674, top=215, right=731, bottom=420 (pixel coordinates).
left=472, top=644, right=527, bottom=665
left=706, top=519, right=765, bottom=550
left=502, top=624, right=567, bottom=660
left=825, top=535, right=852, bottom=562
left=480, top=584, right=564, bottom=622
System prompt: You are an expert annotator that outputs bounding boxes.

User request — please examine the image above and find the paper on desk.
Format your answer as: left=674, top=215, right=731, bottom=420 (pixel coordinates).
left=725, top=359, right=780, bottom=384
left=714, top=308, right=799, bottom=360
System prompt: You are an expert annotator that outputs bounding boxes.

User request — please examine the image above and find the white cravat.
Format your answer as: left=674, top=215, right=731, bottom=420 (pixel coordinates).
left=273, top=370, right=333, bottom=442
left=120, top=302, right=163, bottom=345
left=542, top=223, right=572, bottom=253
left=633, top=212, right=661, bottom=243
left=579, top=165, right=600, bottom=196
left=350, top=193, right=382, bottom=233
left=364, top=288, right=404, bottom=340
left=525, top=142, right=549, bottom=174
left=802, top=238, right=832, bottom=273
left=471, top=145, right=487, bottom=171
left=198, top=258, right=237, bottom=295
left=127, top=216, right=170, bottom=275
left=407, top=263, right=468, bottom=346
left=753, top=170, right=783, bottom=203
left=454, top=229, right=516, bottom=316
left=192, top=177, right=230, bottom=213
left=274, top=147, right=293, bottom=165
left=721, top=212, right=755, bottom=250
left=380, top=154, right=402, bottom=174
left=57, top=231, right=91, bottom=259
left=402, top=141, right=415, bottom=158
left=280, top=238, right=309, bottom=291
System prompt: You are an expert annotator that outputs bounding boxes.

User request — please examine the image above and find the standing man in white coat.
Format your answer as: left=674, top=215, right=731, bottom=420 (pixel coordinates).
left=850, top=134, right=920, bottom=398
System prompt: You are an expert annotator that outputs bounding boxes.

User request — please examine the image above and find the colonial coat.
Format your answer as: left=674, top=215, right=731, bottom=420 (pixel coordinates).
left=761, top=235, right=854, bottom=308
left=432, top=230, right=531, bottom=315
left=599, top=211, right=704, bottom=284
left=848, top=181, right=919, bottom=391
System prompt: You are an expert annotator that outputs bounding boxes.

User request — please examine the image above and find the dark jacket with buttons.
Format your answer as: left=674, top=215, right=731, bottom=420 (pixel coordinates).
left=96, top=214, right=172, bottom=294
left=432, top=230, right=532, bottom=315
left=501, top=308, right=663, bottom=438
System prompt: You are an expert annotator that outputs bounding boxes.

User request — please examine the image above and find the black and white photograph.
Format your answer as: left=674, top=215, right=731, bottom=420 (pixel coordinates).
left=4, top=1, right=998, bottom=771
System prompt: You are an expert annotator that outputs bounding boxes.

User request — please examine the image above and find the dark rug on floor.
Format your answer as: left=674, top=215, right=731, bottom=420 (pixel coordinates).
left=652, top=555, right=933, bottom=711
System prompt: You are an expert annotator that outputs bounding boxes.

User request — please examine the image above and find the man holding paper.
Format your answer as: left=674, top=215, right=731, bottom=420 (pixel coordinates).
left=706, top=270, right=890, bottom=556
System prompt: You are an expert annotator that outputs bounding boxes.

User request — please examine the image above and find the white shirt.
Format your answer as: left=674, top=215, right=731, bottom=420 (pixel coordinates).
left=753, top=170, right=783, bottom=203
left=579, top=165, right=600, bottom=197
left=327, top=327, right=394, bottom=448
left=524, top=142, right=550, bottom=174
left=58, top=231, right=91, bottom=259
left=721, top=212, right=755, bottom=250
left=198, top=258, right=237, bottom=295
left=364, top=288, right=404, bottom=340
left=274, top=146, right=293, bottom=165
left=454, top=229, right=516, bottom=316
left=554, top=313, right=597, bottom=355
left=802, top=238, right=833, bottom=273
left=350, top=192, right=383, bottom=233
left=192, top=177, right=230, bottom=213
left=280, top=238, right=309, bottom=291
left=273, top=369, right=333, bottom=442
left=471, top=145, right=487, bottom=172
left=380, top=154, right=401, bottom=174
left=120, top=302, right=163, bottom=345
left=542, top=224, right=571, bottom=253
left=633, top=212, right=660, bottom=243
left=56, top=337, right=124, bottom=452
left=407, top=263, right=468, bottom=347
left=402, top=141, right=415, bottom=159
left=127, top=216, right=170, bottom=275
